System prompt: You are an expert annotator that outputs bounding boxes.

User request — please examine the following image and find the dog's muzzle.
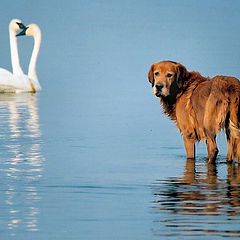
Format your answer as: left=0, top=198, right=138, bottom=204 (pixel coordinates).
left=155, top=83, right=164, bottom=97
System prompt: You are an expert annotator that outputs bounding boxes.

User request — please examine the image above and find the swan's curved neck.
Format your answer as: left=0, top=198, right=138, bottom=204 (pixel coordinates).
left=9, top=28, right=23, bottom=75
left=28, top=33, right=41, bottom=84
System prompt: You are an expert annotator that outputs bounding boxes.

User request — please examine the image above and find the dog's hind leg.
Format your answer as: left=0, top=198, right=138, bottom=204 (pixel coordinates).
left=204, top=93, right=227, bottom=163
left=235, top=139, right=240, bottom=163
left=227, top=96, right=240, bottom=162
left=206, top=135, right=218, bottom=164
left=226, top=122, right=235, bottom=162
left=227, top=137, right=240, bottom=163
left=226, top=137, right=235, bottom=162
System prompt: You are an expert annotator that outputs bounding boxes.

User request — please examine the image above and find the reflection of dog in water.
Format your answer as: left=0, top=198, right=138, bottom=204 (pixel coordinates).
left=151, top=160, right=240, bottom=238
left=152, top=159, right=240, bottom=215
left=148, top=61, right=240, bottom=163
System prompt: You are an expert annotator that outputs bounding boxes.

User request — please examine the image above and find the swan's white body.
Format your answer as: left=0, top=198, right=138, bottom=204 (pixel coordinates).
left=0, top=19, right=41, bottom=93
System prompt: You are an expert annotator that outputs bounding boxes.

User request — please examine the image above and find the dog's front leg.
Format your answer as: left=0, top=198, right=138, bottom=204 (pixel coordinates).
left=183, top=136, right=195, bottom=159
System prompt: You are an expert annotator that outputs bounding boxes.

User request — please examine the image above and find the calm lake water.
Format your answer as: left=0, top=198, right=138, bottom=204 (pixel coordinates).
left=1, top=1, right=240, bottom=239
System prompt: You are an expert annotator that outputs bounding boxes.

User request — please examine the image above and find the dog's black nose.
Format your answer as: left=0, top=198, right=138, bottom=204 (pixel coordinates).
left=156, top=83, right=164, bottom=92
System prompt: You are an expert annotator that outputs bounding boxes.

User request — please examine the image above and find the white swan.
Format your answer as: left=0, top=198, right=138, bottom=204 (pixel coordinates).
left=18, top=23, right=42, bottom=92
left=0, top=19, right=41, bottom=93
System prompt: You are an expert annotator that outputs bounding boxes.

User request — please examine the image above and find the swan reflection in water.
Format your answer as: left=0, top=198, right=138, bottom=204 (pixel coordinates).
left=152, top=159, right=240, bottom=238
left=0, top=93, right=44, bottom=236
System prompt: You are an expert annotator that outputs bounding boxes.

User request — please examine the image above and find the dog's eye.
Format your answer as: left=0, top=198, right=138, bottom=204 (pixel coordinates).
left=167, top=73, right=173, bottom=78
left=155, top=72, right=159, bottom=76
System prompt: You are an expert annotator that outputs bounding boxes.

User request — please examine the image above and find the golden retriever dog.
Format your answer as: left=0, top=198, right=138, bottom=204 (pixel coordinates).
left=148, top=60, right=240, bottom=163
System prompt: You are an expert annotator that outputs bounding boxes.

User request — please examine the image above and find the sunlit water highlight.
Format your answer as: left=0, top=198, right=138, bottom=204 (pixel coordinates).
left=0, top=94, right=43, bottom=236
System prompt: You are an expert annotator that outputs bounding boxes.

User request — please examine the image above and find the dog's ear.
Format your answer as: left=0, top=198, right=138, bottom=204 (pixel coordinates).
left=176, top=64, right=188, bottom=88
left=148, top=64, right=155, bottom=87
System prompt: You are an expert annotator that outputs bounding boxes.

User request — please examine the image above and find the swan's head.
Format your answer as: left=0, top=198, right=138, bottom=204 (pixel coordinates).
left=9, top=19, right=25, bottom=32
left=25, top=24, right=41, bottom=38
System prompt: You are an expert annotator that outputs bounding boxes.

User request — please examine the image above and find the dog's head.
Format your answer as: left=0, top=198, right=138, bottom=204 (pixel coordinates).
left=148, top=61, right=188, bottom=97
